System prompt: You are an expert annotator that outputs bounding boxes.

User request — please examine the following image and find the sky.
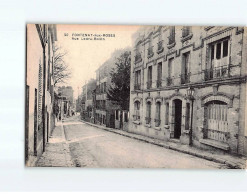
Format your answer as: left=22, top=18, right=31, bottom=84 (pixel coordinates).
left=56, top=24, right=140, bottom=98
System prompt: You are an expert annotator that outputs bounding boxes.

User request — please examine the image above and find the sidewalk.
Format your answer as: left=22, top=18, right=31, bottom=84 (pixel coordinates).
left=36, top=122, right=74, bottom=167
left=82, top=120, right=247, bottom=169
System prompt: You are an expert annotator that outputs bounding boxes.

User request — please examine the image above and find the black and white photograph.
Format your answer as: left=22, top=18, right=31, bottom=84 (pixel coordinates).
left=25, top=24, right=247, bottom=169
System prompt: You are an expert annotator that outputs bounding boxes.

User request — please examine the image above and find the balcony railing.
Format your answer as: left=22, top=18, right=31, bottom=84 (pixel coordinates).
left=156, top=79, right=162, bottom=88
left=134, top=83, right=141, bottom=90
left=147, top=81, right=152, bottom=89
left=181, top=73, right=190, bottom=84
left=206, top=129, right=230, bottom=143
left=157, top=41, right=164, bottom=54
left=182, top=27, right=191, bottom=37
left=204, top=65, right=230, bottom=81
left=154, top=118, right=161, bottom=127
left=168, top=35, right=175, bottom=45
left=147, top=47, right=154, bottom=58
left=145, top=117, right=151, bottom=124
left=166, top=77, right=173, bottom=86
left=135, top=53, right=142, bottom=64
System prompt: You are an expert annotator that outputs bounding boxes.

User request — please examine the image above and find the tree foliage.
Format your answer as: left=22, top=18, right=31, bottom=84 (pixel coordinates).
left=53, top=45, right=71, bottom=86
left=107, top=51, right=131, bottom=110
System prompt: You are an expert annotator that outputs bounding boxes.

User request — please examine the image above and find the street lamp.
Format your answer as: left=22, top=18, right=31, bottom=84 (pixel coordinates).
left=186, top=87, right=195, bottom=99
left=186, top=87, right=195, bottom=145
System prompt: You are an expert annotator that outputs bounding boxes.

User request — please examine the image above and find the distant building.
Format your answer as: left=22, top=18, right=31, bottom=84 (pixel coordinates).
left=58, top=86, right=74, bottom=110
left=26, top=24, right=57, bottom=166
left=129, top=26, right=247, bottom=156
left=94, top=50, right=125, bottom=128
left=80, top=79, right=96, bottom=122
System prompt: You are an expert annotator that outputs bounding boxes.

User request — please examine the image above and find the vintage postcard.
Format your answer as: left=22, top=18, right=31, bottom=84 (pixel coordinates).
left=25, top=24, right=247, bottom=168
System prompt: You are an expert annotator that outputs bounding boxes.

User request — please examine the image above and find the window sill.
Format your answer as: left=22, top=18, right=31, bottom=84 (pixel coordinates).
left=181, top=34, right=193, bottom=43
left=144, top=124, right=151, bottom=128
left=157, top=48, right=164, bottom=54
left=154, top=127, right=161, bottom=131
left=183, top=129, right=190, bottom=134
left=133, top=120, right=141, bottom=125
left=199, top=139, right=230, bottom=151
left=167, top=42, right=175, bottom=49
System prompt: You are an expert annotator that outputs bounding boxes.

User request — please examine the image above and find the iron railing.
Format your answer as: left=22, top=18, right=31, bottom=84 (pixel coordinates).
left=135, top=52, right=142, bottom=63
left=147, top=47, right=154, bottom=58
left=154, top=119, right=161, bottom=127
left=157, top=41, right=164, bottom=54
left=204, top=65, right=230, bottom=81
left=145, top=117, right=151, bottom=124
left=181, top=73, right=190, bottom=84
left=156, top=79, right=162, bottom=88
left=147, top=81, right=152, bottom=89
left=134, top=83, right=141, bottom=90
left=166, top=77, right=173, bottom=86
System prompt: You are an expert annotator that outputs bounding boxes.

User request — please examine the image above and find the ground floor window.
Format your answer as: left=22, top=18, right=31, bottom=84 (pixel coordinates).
left=165, top=102, right=169, bottom=125
left=146, top=102, right=151, bottom=124
left=155, top=102, right=161, bottom=127
left=134, top=101, right=140, bottom=121
left=206, top=100, right=228, bottom=142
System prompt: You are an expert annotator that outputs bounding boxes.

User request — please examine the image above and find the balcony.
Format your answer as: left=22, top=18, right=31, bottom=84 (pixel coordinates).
left=180, top=26, right=193, bottom=42
left=147, top=81, right=152, bottom=89
left=135, top=52, right=142, bottom=64
left=168, top=35, right=175, bottom=45
left=166, top=77, right=173, bottom=86
left=156, top=79, right=162, bottom=88
left=181, top=73, right=190, bottom=84
left=147, top=47, right=154, bottom=59
left=134, top=83, right=141, bottom=90
left=204, top=65, right=230, bottom=81
left=154, top=118, right=161, bottom=127
left=157, top=41, right=164, bottom=54
left=145, top=117, right=151, bottom=124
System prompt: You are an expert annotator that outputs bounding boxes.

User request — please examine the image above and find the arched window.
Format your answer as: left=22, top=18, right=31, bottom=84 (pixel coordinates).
left=146, top=102, right=151, bottom=124
left=134, top=101, right=140, bottom=121
left=205, top=100, right=228, bottom=142
left=155, top=102, right=161, bottom=127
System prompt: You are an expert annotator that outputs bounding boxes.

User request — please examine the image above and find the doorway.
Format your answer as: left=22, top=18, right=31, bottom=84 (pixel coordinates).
left=174, top=99, right=182, bottom=139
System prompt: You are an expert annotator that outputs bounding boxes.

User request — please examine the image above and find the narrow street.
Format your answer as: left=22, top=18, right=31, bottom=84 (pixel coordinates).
left=38, top=115, right=229, bottom=168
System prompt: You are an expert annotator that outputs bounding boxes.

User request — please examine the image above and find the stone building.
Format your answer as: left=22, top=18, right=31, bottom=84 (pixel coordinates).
left=26, top=24, right=57, bottom=166
left=129, top=26, right=247, bottom=156
left=95, top=50, right=124, bottom=127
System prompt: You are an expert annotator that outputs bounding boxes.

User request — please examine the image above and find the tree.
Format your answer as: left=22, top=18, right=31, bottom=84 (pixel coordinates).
left=107, top=51, right=131, bottom=110
left=53, top=45, right=71, bottom=86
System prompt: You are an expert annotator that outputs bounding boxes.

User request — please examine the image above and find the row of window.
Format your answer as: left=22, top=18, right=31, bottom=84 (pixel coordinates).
left=96, top=82, right=107, bottom=94
left=96, top=100, right=106, bottom=110
left=135, top=26, right=192, bottom=63
left=134, top=37, right=230, bottom=90
left=133, top=101, right=191, bottom=128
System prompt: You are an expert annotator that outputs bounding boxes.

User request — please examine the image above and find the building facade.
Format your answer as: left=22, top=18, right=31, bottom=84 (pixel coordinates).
left=26, top=24, right=57, bottom=166
left=58, top=86, right=74, bottom=112
left=80, top=79, right=96, bottom=122
left=129, top=26, right=247, bottom=156
left=95, top=51, right=124, bottom=128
